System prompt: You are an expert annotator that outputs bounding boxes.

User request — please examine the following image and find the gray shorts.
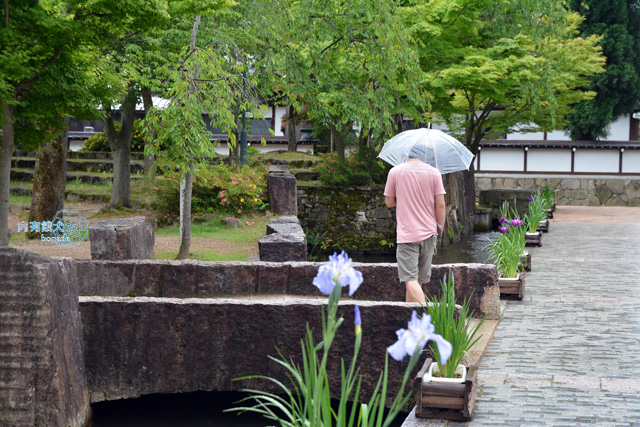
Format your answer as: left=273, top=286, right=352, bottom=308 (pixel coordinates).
left=396, top=235, right=437, bottom=283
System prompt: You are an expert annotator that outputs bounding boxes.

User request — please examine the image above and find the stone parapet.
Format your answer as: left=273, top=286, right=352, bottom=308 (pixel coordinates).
left=75, top=260, right=500, bottom=319
left=0, top=248, right=89, bottom=427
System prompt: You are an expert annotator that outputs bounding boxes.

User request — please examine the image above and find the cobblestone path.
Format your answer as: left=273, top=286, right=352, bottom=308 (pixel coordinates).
left=456, top=214, right=640, bottom=426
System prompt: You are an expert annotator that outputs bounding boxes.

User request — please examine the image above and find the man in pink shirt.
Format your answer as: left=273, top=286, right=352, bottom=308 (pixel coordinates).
left=384, top=144, right=446, bottom=303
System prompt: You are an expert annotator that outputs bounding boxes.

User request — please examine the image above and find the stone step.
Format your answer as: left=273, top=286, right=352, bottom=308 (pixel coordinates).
left=14, top=149, right=145, bottom=161
left=10, top=184, right=147, bottom=207
left=12, top=157, right=144, bottom=174
left=10, top=169, right=143, bottom=184
left=9, top=186, right=30, bottom=197
left=292, top=170, right=319, bottom=181
left=262, top=158, right=319, bottom=168
left=67, top=150, right=145, bottom=161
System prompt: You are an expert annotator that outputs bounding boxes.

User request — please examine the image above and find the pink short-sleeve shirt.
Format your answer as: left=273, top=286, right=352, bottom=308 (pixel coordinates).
left=384, top=161, right=446, bottom=243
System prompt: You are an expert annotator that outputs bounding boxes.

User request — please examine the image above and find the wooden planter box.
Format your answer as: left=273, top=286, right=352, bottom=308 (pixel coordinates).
left=525, top=232, right=541, bottom=247
left=537, top=220, right=549, bottom=233
left=413, top=358, right=477, bottom=421
left=498, top=273, right=525, bottom=300
left=520, top=251, right=531, bottom=272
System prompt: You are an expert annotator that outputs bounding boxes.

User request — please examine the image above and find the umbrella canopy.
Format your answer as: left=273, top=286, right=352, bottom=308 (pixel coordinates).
left=377, top=128, right=474, bottom=174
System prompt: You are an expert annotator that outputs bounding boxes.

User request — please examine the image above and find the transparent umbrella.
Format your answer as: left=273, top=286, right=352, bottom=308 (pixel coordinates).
left=377, top=128, right=474, bottom=174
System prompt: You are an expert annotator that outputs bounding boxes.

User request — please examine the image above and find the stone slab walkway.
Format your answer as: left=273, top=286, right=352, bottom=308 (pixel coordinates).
left=404, top=206, right=640, bottom=427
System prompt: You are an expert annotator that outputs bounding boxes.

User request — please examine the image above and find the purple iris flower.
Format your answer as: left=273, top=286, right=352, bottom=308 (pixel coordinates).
left=354, top=305, right=361, bottom=326
left=529, top=195, right=536, bottom=201
left=387, top=311, right=452, bottom=362
left=510, top=218, right=523, bottom=227
left=498, top=226, right=510, bottom=234
left=312, top=251, right=363, bottom=296
left=498, top=215, right=507, bottom=224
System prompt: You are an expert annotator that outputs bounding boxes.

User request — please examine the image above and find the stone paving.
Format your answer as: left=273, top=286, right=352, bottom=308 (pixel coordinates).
left=404, top=207, right=640, bottom=426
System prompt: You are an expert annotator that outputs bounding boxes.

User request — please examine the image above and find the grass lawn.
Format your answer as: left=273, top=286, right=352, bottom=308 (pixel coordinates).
left=155, top=214, right=274, bottom=261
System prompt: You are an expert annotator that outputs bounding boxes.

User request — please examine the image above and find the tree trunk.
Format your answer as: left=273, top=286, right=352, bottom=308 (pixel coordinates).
left=176, top=14, right=201, bottom=259
left=331, top=124, right=345, bottom=163
left=0, top=102, right=14, bottom=246
left=177, top=160, right=193, bottom=259
left=357, top=128, right=370, bottom=152
left=395, top=113, right=404, bottom=134
left=141, top=86, right=155, bottom=179
left=287, top=105, right=297, bottom=152
left=104, top=89, right=136, bottom=209
left=28, top=118, right=68, bottom=238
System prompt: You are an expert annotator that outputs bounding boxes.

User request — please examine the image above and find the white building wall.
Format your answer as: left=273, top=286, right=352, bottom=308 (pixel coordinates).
left=273, top=106, right=287, bottom=137
left=622, top=150, right=640, bottom=173
left=603, top=115, right=629, bottom=141
left=574, top=150, right=619, bottom=173
left=480, top=148, right=523, bottom=171
left=527, top=148, right=571, bottom=172
left=546, top=129, right=571, bottom=141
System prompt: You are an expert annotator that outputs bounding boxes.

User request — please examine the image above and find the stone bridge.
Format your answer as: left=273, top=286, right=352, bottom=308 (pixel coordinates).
left=0, top=248, right=499, bottom=427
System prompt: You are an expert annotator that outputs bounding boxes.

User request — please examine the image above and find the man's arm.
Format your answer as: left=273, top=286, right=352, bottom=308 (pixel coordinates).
left=435, top=194, right=446, bottom=235
left=385, top=196, right=396, bottom=208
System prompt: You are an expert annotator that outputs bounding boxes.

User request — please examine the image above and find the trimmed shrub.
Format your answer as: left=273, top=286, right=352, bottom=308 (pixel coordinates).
left=315, top=146, right=390, bottom=186
left=81, top=119, right=146, bottom=152
left=152, top=163, right=269, bottom=223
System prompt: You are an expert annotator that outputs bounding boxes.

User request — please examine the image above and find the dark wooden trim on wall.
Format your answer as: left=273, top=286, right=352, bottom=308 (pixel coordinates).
left=477, top=148, right=481, bottom=171
left=523, top=147, right=528, bottom=172
left=571, top=148, right=575, bottom=173
left=620, top=149, right=624, bottom=173
left=476, top=170, right=640, bottom=176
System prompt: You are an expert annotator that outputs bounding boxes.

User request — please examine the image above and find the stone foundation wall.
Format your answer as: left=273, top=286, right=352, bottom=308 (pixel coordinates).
left=297, top=171, right=475, bottom=250
left=0, top=249, right=89, bottom=427
left=297, top=184, right=396, bottom=249
left=476, top=174, right=640, bottom=207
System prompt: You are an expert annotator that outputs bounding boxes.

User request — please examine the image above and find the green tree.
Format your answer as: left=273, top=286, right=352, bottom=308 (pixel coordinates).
left=247, top=0, right=426, bottom=161
left=566, top=0, right=640, bottom=140
left=0, top=0, right=168, bottom=246
left=144, top=8, right=266, bottom=259
left=405, top=0, right=606, bottom=155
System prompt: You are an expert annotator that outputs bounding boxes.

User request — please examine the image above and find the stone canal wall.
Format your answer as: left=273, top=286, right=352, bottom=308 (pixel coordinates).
left=0, top=249, right=89, bottom=427
left=0, top=248, right=498, bottom=421
left=79, top=297, right=416, bottom=403
left=476, top=174, right=640, bottom=207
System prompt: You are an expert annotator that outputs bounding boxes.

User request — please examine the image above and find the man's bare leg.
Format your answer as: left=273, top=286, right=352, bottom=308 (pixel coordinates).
left=405, top=280, right=425, bottom=304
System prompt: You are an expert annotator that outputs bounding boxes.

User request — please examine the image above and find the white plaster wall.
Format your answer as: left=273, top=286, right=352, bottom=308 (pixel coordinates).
left=211, top=142, right=316, bottom=155
left=574, top=149, right=619, bottom=173
left=273, top=106, right=287, bottom=137
left=507, top=128, right=545, bottom=140
left=527, top=148, right=571, bottom=172
left=545, top=129, right=571, bottom=141
left=602, top=115, right=629, bottom=141
left=479, top=148, right=524, bottom=171
left=622, top=150, right=640, bottom=173
left=69, top=140, right=85, bottom=152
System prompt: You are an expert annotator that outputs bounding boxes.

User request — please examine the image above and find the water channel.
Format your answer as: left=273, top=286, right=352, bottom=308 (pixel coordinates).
left=90, top=232, right=497, bottom=426
left=91, top=391, right=407, bottom=426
